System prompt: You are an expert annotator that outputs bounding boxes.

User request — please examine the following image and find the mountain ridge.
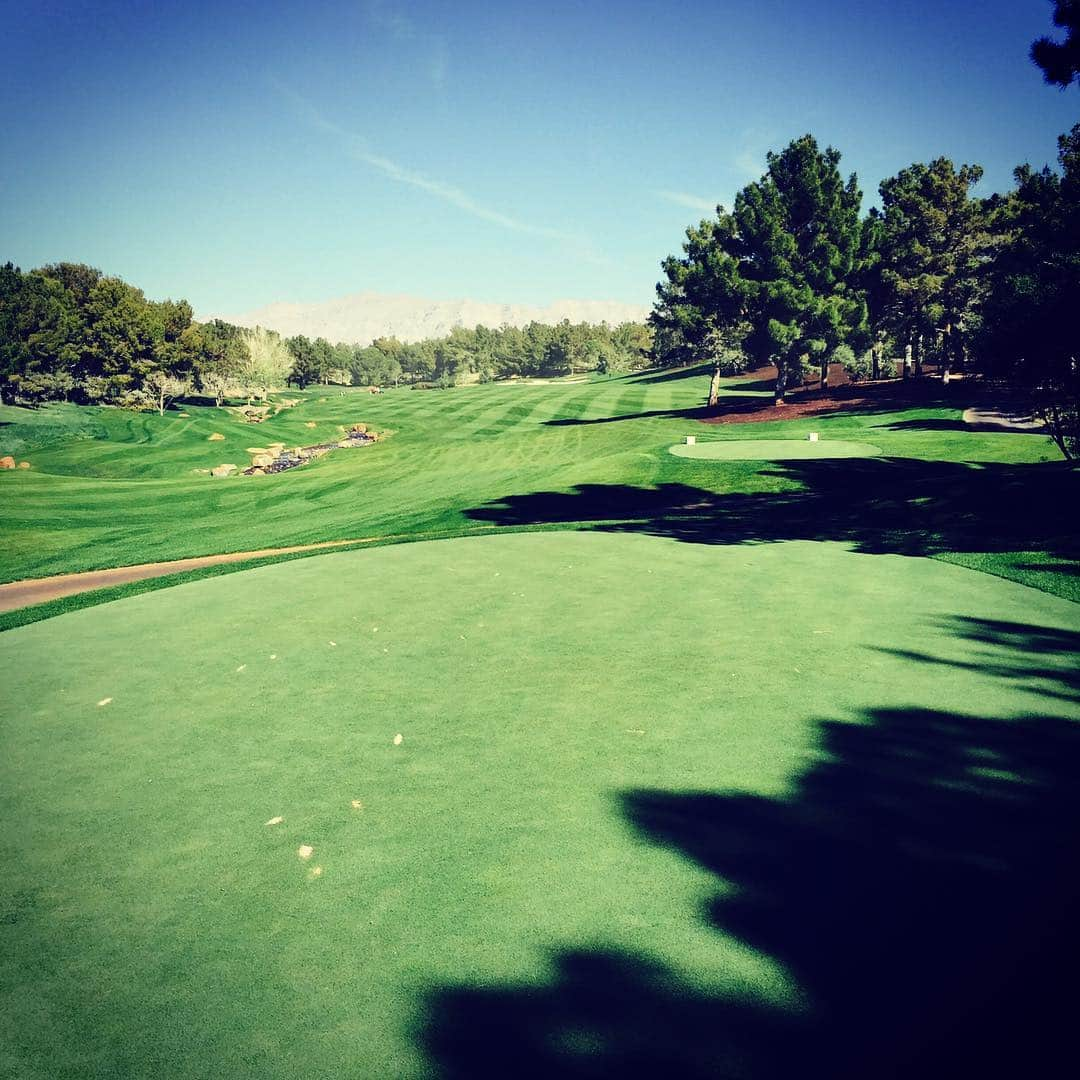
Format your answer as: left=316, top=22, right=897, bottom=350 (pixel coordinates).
left=206, top=291, right=651, bottom=345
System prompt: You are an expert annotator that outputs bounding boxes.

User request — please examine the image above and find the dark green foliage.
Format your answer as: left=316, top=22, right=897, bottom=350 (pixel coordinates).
left=0, top=262, right=205, bottom=407
left=652, top=135, right=868, bottom=403
left=979, top=125, right=1080, bottom=457
left=1032, top=0, right=1080, bottom=87
left=873, top=159, right=989, bottom=379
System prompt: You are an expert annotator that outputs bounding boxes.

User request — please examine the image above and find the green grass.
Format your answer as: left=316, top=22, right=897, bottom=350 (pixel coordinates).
left=0, top=370, right=1073, bottom=600
left=668, top=438, right=883, bottom=460
left=2, top=531, right=1078, bottom=1078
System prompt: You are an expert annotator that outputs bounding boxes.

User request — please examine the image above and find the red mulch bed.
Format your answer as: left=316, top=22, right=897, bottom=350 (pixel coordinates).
left=703, top=363, right=966, bottom=425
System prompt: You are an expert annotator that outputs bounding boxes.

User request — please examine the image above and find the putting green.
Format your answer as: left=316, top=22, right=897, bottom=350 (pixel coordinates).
left=1, top=532, right=1077, bottom=1078
left=668, top=438, right=883, bottom=460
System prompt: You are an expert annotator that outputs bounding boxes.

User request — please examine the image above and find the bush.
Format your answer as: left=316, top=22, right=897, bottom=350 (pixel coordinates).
left=118, top=389, right=154, bottom=411
left=833, top=344, right=869, bottom=381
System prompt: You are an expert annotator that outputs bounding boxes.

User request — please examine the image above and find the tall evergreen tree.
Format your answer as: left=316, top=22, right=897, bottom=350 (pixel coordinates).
left=875, top=159, right=988, bottom=380
left=652, top=135, right=867, bottom=405
left=979, top=125, right=1080, bottom=458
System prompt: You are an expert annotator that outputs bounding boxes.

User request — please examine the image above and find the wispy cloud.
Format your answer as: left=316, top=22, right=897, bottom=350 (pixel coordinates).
left=365, top=0, right=448, bottom=91
left=277, top=84, right=609, bottom=265
left=656, top=190, right=718, bottom=214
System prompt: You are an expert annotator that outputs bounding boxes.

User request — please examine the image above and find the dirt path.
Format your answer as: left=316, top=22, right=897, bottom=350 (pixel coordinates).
left=0, top=537, right=384, bottom=614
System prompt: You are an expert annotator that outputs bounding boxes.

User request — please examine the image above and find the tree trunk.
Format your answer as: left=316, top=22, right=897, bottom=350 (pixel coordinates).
left=903, top=343, right=912, bottom=380
left=914, top=334, right=923, bottom=379
left=820, top=354, right=829, bottom=389
left=157, top=388, right=165, bottom=417
left=871, top=345, right=881, bottom=381
left=774, top=360, right=787, bottom=405
left=707, top=360, right=722, bottom=408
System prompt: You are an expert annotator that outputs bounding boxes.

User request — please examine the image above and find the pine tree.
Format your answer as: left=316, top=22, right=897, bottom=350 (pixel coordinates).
left=651, top=135, right=867, bottom=406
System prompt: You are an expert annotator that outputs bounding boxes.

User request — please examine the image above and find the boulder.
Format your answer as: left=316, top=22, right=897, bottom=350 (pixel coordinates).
left=337, top=440, right=353, bottom=448
left=0, top=456, right=15, bottom=470
left=304, top=421, right=317, bottom=428
left=210, top=464, right=238, bottom=477
left=350, top=423, right=368, bottom=433
left=17, top=461, right=30, bottom=469
left=177, top=412, right=190, bottom=418
left=245, top=447, right=270, bottom=455
left=208, top=432, right=225, bottom=441
left=251, top=453, right=275, bottom=467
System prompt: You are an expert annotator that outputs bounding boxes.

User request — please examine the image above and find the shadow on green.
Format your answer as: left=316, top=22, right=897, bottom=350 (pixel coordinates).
left=423, top=616, right=1080, bottom=1079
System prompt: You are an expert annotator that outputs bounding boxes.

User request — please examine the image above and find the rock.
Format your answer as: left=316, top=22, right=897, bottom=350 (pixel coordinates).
left=337, top=440, right=353, bottom=448
left=351, top=423, right=367, bottom=433
left=251, top=453, right=275, bottom=467
left=210, top=464, right=238, bottom=477
left=17, top=461, right=30, bottom=469
left=267, top=442, right=286, bottom=451
left=248, top=467, right=266, bottom=475
left=0, top=456, right=15, bottom=470
left=245, top=447, right=270, bottom=455
left=177, top=412, right=190, bottom=417
left=208, top=432, right=225, bottom=441
left=305, top=421, right=317, bottom=428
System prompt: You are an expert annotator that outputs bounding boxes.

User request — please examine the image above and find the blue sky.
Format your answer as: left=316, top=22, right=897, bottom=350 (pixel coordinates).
left=1, top=0, right=1075, bottom=316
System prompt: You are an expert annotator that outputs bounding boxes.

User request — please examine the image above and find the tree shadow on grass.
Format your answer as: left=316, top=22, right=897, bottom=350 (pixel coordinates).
left=464, top=458, right=1079, bottom=560
left=423, top=619, right=1080, bottom=1078
left=545, top=405, right=714, bottom=427
left=623, top=363, right=714, bottom=385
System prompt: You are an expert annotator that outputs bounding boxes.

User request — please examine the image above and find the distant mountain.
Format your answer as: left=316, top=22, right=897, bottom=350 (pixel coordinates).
left=208, top=292, right=651, bottom=346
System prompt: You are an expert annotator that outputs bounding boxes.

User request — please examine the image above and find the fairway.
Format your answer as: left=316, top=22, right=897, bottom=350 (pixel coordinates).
left=2, top=531, right=1078, bottom=1078
left=668, top=439, right=883, bottom=460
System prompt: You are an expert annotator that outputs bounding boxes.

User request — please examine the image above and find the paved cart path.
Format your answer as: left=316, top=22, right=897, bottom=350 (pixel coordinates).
left=0, top=538, right=381, bottom=613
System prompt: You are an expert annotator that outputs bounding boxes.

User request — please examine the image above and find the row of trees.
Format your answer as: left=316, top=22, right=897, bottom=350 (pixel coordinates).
left=650, top=126, right=1079, bottom=455
left=0, top=262, right=654, bottom=408
left=0, top=264, right=299, bottom=411
left=651, top=141, right=998, bottom=401
left=343, top=320, right=654, bottom=387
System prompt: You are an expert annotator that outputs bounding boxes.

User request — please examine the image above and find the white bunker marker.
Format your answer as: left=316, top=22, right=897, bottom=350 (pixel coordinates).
left=807, top=432, right=819, bottom=442
left=685, top=435, right=696, bottom=445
